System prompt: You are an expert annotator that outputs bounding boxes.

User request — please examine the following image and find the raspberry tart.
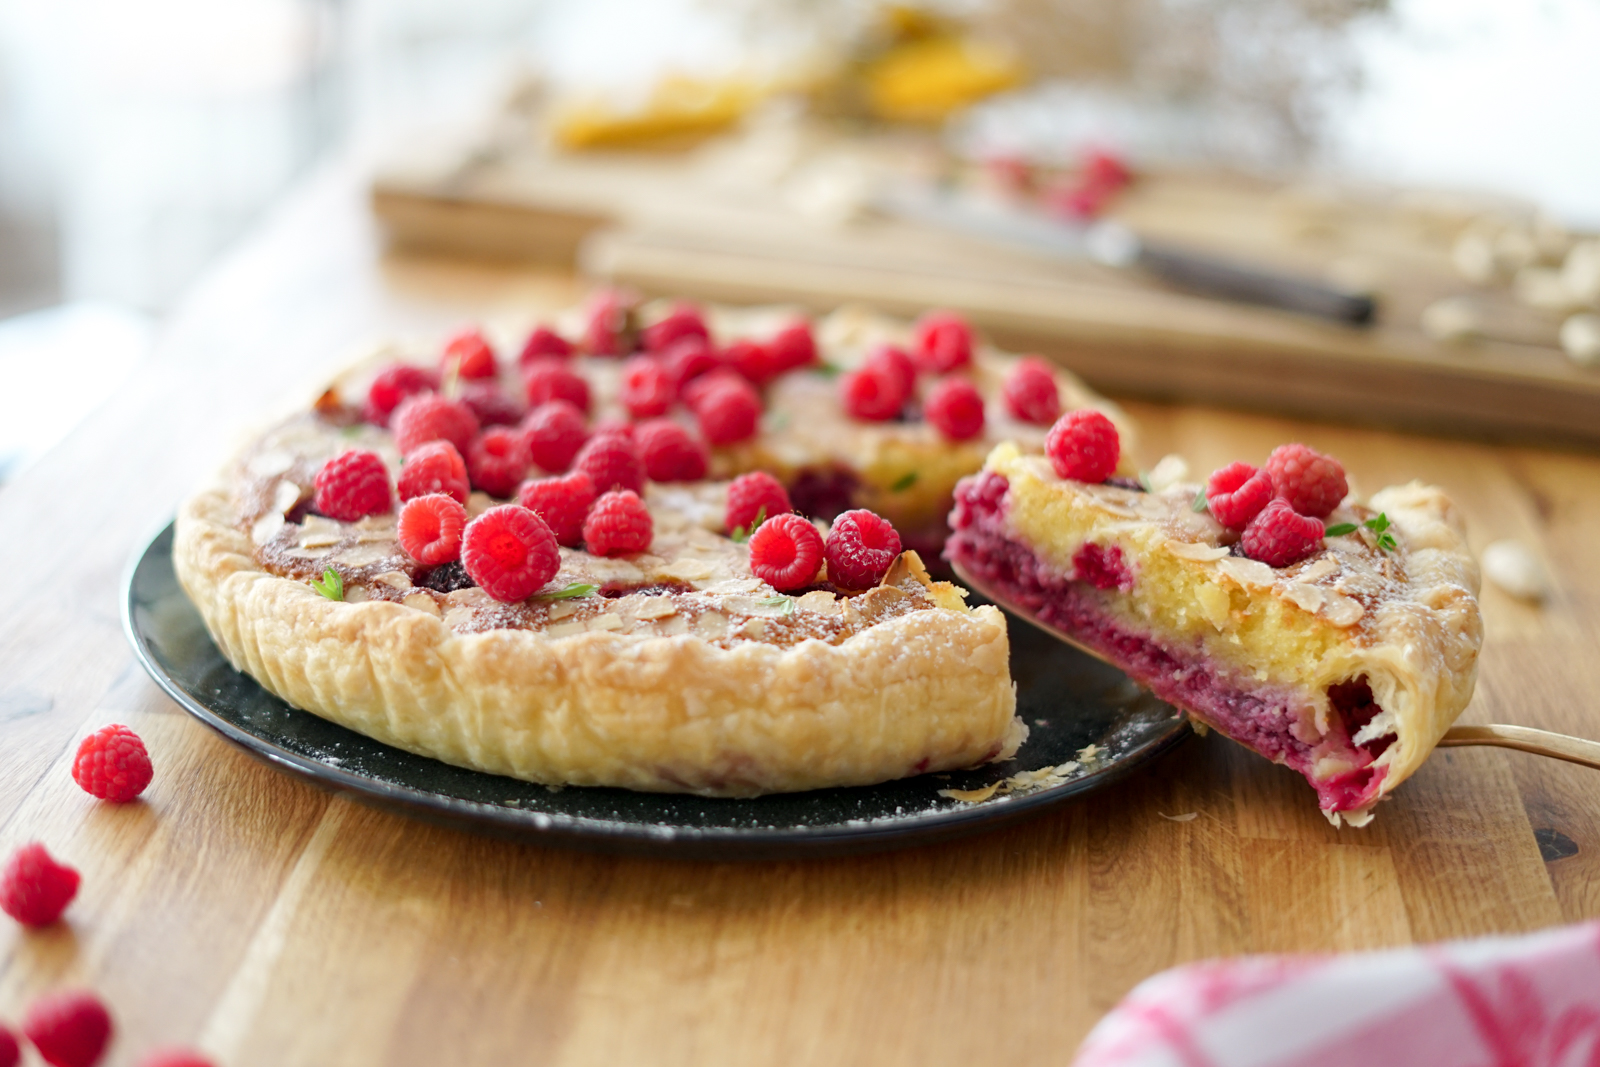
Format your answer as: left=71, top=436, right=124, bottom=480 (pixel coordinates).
left=946, top=423, right=1483, bottom=826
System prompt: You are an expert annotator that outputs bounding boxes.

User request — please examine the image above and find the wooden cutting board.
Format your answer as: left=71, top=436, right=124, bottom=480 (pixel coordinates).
left=372, top=135, right=1600, bottom=447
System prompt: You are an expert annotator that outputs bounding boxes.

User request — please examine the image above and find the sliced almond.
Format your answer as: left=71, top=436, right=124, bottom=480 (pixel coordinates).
left=1165, top=539, right=1230, bottom=563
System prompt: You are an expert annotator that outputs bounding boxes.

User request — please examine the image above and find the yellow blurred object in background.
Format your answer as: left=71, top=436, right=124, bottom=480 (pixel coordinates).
left=863, top=35, right=1024, bottom=123
left=552, top=75, right=763, bottom=150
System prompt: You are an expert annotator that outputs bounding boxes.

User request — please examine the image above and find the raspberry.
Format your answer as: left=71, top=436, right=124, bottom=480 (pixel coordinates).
left=583, top=490, right=654, bottom=556
left=865, top=344, right=916, bottom=397
left=574, top=430, right=644, bottom=494
left=0, top=1027, right=16, bottom=1067
left=0, top=843, right=80, bottom=927
left=635, top=419, right=709, bottom=482
left=396, top=440, right=469, bottom=505
left=924, top=378, right=986, bottom=441
left=136, top=1049, right=214, bottom=1067
left=643, top=303, right=709, bottom=354
left=519, top=325, right=573, bottom=366
left=517, top=470, right=596, bottom=548
left=722, top=338, right=781, bottom=387
left=912, top=311, right=974, bottom=374
left=1241, top=498, right=1325, bottom=568
left=392, top=394, right=479, bottom=457
left=661, top=337, right=720, bottom=397
left=768, top=321, right=817, bottom=373
left=520, top=400, right=588, bottom=474
left=1001, top=357, right=1061, bottom=425
left=397, top=494, right=467, bottom=566
left=1045, top=409, right=1120, bottom=483
left=72, top=724, right=153, bottom=802
left=681, top=368, right=743, bottom=411
left=362, top=363, right=435, bottom=426
left=839, top=365, right=909, bottom=421
left=522, top=358, right=591, bottom=414
left=1205, top=462, right=1273, bottom=530
left=622, top=356, right=673, bottom=419
left=824, top=509, right=902, bottom=590
left=458, top=381, right=523, bottom=427
left=725, top=471, right=792, bottom=534
left=23, top=991, right=112, bottom=1067
left=461, top=506, right=560, bottom=602
left=1265, top=443, right=1348, bottom=519
left=693, top=378, right=762, bottom=445
left=747, top=513, right=824, bottom=591
left=466, top=427, right=531, bottom=498
left=313, top=450, right=392, bottom=521
left=1082, top=147, right=1133, bottom=190
left=1045, top=180, right=1113, bottom=221
left=440, top=327, right=497, bottom=380
left=582, top=289, right=636, bottom=356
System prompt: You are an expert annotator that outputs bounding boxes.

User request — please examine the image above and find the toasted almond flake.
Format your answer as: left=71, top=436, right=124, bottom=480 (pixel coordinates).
left=1077, top=744, right=1102, bottom=762
left=634, top=596, right=678, bottom=620
left=1165, top=539, right=1230, bottom=563
left=654, top=614, right=690, bottom=636
left=660, top=558, right=716, bottom=582
left=334, top=544, right=393, bottom=568
left=695, top=611, right=730, bottom=638
left=252, top=512, right=285, bottom=546
left=545, top=620, right=588, bottom=639
left=247, top=449, right=295, bottom=478
left=272, top=481, right=302, bottom=514
left=443, top=606, right=475, bottom=629
left=1146, top=454, right=1189, bottom=492
left=1284, top=583, right=1325, bottom=613
left=298, top=516, right=343, bottom=549
left=353, top=518, right=396, bottom=543
left=373, top=571, right=411, bottom=590
left=548, top=601, right=580, bottom=620
left=1216, top=556, right=1276, bottom=589
left=795, top=590, right=841, bottom=615
left=401, top=592, right=441, bottom=615
left=939, top=783, right=1002, bottom=803
left=587, top=614, right=625, bottom=632
left=1090, top=500, right=1137, bottom=519
left=1321, top=591, right=1365, bottom=627
left=738, top=617, right=768, bottom=639
left=1298, top=557, right=1339, bottom=583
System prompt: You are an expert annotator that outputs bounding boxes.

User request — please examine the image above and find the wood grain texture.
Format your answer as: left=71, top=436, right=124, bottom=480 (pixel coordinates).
left=1, top=158, right=1597, bottom=1067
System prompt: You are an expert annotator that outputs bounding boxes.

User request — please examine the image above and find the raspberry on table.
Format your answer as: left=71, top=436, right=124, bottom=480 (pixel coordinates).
left=1082, top=147, right=1133, bottom=190
left=1206, top=462, right=1274, bottom=530
left=519, top=400, right=588, bottom=474
left=440, top=327, right=497, bottom=380
left=72, top=724, right=154, bottom=803
left=643, top=303, right=710, bottom=355
left=574, top=430, right=644, bottom=494
left=466, top=427, right=532, bottom=499
left=912, top=311, right=974, bottom=374
left=1001, top=357, right=1061, bottom=425
left=392, top=393, right=480, bottom=456
left=748, top=513, right=824, bottom=591
left=1045, top=180, right=1112, bottom=221
left=1241, top=499, right=1325, bottom=567
left=517, top=470, right=596, bottom=548
left=522, top=358, right=591, bottom=414
left=583, top=490, right=654, bottom=557
left=839, top=365, right=909, bottom=422
left=397, top=494, right=468, bottom=566
left=1045, top=409, right=1120, bottom=483
left=1265, top=443, right=1348, bottom=519
left=23, top=990, right=112, bottom=1067
left=519, top=325, right=573, bottom=366
left=622, top=356, right=674, bottom=420
left=396, top=440, right=469, bottom=505
left=661, top=337, right=721, bottom=397
left=460, top=505, right=560, bottom=602
left=635, top=419, right=709, bottom=482
left=722, top=338, right=781, bottom=387
left=0, top=843, right=80, bottom=927
left=582, top=289, right=635, bottom=356
left=825, top=509, right=902, bottom=590
left=313, top=450, right=392, bottom=522
left=136, top=1049, right=215, bottom=1067
left=767, top=321, right=816, bottom=373
left=458, top=381, right=523, bottom=427
left=924, top=378, right=986, bottom=441
left=693, top=378, right=762, bottom=445
left=725, top=471, right=791, bottom=534
left=362, top=363, right=435, bottom=426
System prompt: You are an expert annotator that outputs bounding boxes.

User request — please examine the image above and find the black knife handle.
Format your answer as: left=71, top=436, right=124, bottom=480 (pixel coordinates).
left=1136, top=242, right=1377, bottom=326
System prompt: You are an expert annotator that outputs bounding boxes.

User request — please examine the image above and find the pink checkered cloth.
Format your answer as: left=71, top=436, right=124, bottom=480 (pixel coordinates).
left=1072, top=921, right=1600, bottom=1067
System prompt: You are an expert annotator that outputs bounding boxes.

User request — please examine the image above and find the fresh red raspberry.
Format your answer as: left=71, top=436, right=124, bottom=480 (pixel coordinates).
left=396, top=440, right=469, bottom=505
left=635, top=419, right=709, bottom=482
left=397, top=494, right=467, bottom=566
left=0, top=1026, right=17, bottom=1067
left=693, top=378, right=762, bottom=445
left=1082, top=147, right=1133, bottom=190
left=72, top=724, right=153, bottom=802
left=1045, top=409, right=1120, bottom=483
left=1205, top=462, right=1274, bottom=530
left=519, top=325, right=573, bottom=366
left=643, top=303, right=710, bottom=354
left=583, top=490, right=654, bottom=556
left=622, top=356, right=673, bottom=419
left=392, top=393, right=479, bottom=456
left=924, top=377, right=986, bottom=441
left=461, top=506, right=560, bottom=602
left=680, top=368, right=742, bottom=411
left=362, top=363, right=435, bottom=426
left=725, top=471, right=791, bottom=534
left=661, top=337, right=721, bottom=397
left=520, top=400, right=587, bottom=473
left=839, top=364, right=909, bottom=421
left=0, top=843, right=80, bottom=927
left=440, top=327, right=497, bottom=380
left=1265, top=443, right=1348, bottom=519
left=23, top=990, right=112, bottom=1067
left=768, top=321, right=816, bottom=373
left=517, top=470, right=596, bottom=548
left=313, top=449, right=392, bottom=521
left=912, top=311, right=974, bottom=374
left=582, top=289, right=636, bottom=356
left=1241, top=498, right=1325, bottom=568
left=824, top=509, right=902, bottom=590
left=748, top=513, right=824, bottom=592
left=865, top=344, right=916, bottom=397
left=1045, top=179, right=1113, bottom=221
left=1001, top=357, right=1061, bottom=425
left=722, top=338, right=781, bottom=387
left=136, top=1049, right=214, bottom=1067
left=458, top=381, right=523, bottom=427
left=466, top=427, right=531, bottom=498
left=522, top=358, right=591, bottom=414
left=574, top=430, right=644, bottom=494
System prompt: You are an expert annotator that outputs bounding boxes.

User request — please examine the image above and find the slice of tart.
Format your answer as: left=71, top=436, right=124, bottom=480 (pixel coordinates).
left=945, top=431, right=1483, bottom=826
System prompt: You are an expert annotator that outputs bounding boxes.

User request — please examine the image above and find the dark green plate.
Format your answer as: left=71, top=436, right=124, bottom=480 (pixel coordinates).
left=123, top=523, right=1189, bottom=859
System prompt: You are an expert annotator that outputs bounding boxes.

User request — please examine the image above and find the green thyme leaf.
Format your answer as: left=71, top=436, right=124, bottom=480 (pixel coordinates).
left=730, top=506, right=767, bottom=544
left=758, top=596, right=796, bottom=615
left=1192, top=488, right=1209, bottom=513
left=537, top=582, right=597, bottom=601
left=813, top=362, right=845, bottom=378
left=891, top=471, right=919, bottom=492
left=340, top=424, right=363, bottom=439
left=762, top=411, right=791, bottom=433
left=1375, top=531, right=1397, bottom=553
left=311, top=568, right=344, bottom=601
left=1364, top=512, right=1391, bottom=535
left=1137, top=471, right=1153, bottom=493
left=1323, top=522, right=1359, bottom=537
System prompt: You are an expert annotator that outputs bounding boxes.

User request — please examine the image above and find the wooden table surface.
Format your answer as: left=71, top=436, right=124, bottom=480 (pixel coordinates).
left=2, top=162, right=1597, bottom=1067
